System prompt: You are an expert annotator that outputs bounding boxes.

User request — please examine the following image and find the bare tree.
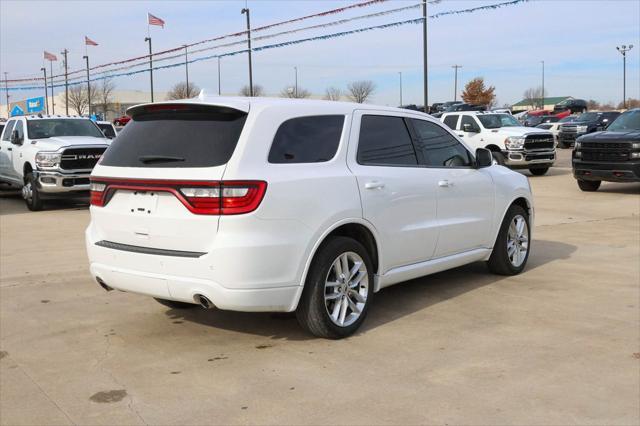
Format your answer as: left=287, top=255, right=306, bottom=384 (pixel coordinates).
left=167, top=81, right=200, bottom=100
left=66, top=85, right=89, bottom=115
left=522, top=86, right=547, bottom=109
left=324, top=87, right=342, bottom=101
left=95, top=78, right=115, bottom=116
left=280, top=86, right=311, bottom=98
left=347, top=80, right=375, bottom=103
left=239, top=84, right=264, bottom=97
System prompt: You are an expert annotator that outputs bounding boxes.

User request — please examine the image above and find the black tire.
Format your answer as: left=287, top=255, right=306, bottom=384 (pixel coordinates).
left=492, top=151, right=506, bottom=166
left=296, top=236, right=374, bottom=339
left=487, top=204, right=531, bottom=276
left=557, top=140, right=569, bottom=149
left=529, top=167, right=549, bottom=176
left=23, top=173, right=44, bottom=211
left=577, top=179, right=601, bottom=192
left=153, top=298, right=197, bottom=309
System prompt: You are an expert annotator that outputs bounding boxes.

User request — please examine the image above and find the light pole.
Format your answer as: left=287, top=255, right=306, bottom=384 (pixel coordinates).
left=452, top=65, right=462, bottom=101
left=217, top=57, right=221, bottom=95
left=4, top=72, right=9, bottom=117
left=62, top=49, right=69, bottom=114
left=41, top=67, right=49, bottom=114
left=49, top=59, right=55, bottom=114
left=82, top=55, right=91, bottom=116
left=616, top=45, right=634, bottom=109
left=241, top=8, right=253, bottom=96
left=541, top=60, right=545, bottom=110
left=294, top=66, right=298, bottom=98
left=145, top=37, right=154, bottom=102
left=183, top=45, right=189, bottom=95
left=422, top=0, right=428, bottom=112
left=398, top=72, right=403, bottom=106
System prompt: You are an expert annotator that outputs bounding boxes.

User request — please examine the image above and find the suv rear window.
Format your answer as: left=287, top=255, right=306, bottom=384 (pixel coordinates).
left=100, top=105, right=247, bottom=168
left=268, top=115, right=344, bottom=163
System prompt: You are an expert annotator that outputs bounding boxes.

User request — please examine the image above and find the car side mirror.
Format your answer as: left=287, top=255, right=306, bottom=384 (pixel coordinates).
left=10, top=130, right=22, bottom=145
left=475, top=148, right=493, bottom=168
left=463, top=123, right=478, bottom=133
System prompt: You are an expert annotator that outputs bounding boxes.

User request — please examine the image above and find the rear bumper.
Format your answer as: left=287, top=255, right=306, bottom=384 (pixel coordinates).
left=572, top=160, right=640, bottom=182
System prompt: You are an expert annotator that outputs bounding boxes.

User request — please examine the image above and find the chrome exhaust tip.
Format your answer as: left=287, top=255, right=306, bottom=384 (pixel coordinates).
left=96, top=277, right=113, bottom=292
left=195, top=294, right=214, bottom=309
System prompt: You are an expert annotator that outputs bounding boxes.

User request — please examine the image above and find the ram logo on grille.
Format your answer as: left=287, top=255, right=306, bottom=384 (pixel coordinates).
left=62, top=154, right=102, bottom=160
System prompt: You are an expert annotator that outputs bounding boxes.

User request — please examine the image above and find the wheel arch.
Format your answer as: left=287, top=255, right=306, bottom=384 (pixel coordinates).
left=23, top=162, right=33, bottom=182
left=485, top=144, right=503, bottom=152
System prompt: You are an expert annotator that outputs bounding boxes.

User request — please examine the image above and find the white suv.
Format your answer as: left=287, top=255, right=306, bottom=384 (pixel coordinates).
left=86, top=96, right=534, bottom=338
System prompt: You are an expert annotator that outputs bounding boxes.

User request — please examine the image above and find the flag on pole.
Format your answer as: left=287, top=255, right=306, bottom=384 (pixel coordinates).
left=85, top=36, right=98, bottom=46
left=148, top=13, right=165, bottom=28
left=44, top=51, right=57, bottom=61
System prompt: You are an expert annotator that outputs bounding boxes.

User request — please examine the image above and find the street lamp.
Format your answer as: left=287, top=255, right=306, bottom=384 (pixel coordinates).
left=241, top=8, right=253, bottom=97
left=541, top=60, right=545, bottom=110
left=294, top=66, right=298, bottom=98
left=398, top=72, right=403, bottom=106
left=616, top=45, right=634, bottom=109
left=452, top=65, right=462, bottom=102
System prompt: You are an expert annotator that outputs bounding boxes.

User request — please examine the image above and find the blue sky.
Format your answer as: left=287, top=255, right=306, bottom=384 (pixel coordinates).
left=1, top=0, right=639, bottom=107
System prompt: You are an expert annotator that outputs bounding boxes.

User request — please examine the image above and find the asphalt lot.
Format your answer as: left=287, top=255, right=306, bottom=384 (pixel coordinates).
left=1, top=149, right=639, bottom=425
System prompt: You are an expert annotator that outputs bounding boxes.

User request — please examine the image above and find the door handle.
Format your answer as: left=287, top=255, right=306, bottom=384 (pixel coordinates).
left=7, top=147, right=12, bottom=151
left=438, top=180, right=454, bottom=188
left=457, top=134, right=464, bottom=137
left=364, top=181, right=385, bottom=190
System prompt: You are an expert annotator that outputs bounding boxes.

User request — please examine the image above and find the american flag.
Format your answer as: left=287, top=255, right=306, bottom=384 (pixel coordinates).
left=44, top=51, right=57, bottom=61
left=148, top=13, right=165, bottom=28
left=85, top=36, right=98, bottom=46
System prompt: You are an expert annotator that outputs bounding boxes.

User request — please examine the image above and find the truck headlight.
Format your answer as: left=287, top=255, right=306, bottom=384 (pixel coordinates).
left=574, top=142, right=581, bottom=150
left=577, top=125, right=588, bottom=133
left=505, top=136, right=525, bottom=150
left=631, top=152, right=640, bottom=159
left=35, top=152, right=62, bottom=169
left=631, top=142, right=640, bottom=149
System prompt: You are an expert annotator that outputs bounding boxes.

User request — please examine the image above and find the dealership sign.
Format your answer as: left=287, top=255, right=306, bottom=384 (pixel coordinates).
left=26, top=97, right=45, bottom=113
left=10, top=105, right=24, bottom=116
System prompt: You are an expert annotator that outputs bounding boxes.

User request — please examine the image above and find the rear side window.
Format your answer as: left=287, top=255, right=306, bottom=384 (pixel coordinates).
left=443, top=115, right=459, bottom=130
left=1, top=121, right=15, bottom=141
left=357, top=115, right=417, bottom=166
left=100, top=105, right=247, bottom=168
left=268, top=115, right=344, bottom=163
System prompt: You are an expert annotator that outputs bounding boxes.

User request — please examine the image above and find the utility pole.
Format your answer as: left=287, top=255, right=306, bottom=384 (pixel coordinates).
left=62, top=49, right=69, bottom=114
left=241, top=7, right=253, bottom=96
left=541, top=60, right=545, bottom=110
left=616, top=45, right=634, bottom=108
left=452, top=65, right=462, bottom=101
left=294, top=66, right=298, bottom=98
left=49, top=60, right=55, bottom=114
left=3, top=72, right=9, bottom=117
left=82, top=55, right=91, bottom=116
left=399, top=72, right=403, bottom=106
left=145, top=37, right=154, bottom=102
left=41, top=67, right=49, bottom=114
left=422, top=0, right=428, bottom=112
left=217, top=57, right=221, bottom=95
left=183, top=45, right=189, bottom=95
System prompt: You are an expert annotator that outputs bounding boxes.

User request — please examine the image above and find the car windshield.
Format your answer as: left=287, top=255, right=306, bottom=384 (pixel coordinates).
left=575, top=112, right=600, bottom=122
left=606, top=110, right=640, bottom=132
left=477, top=114, right=519, bottom=129
left=27, top=119, right=104, bottom=139
left=559, top=116, right=577, bottom=123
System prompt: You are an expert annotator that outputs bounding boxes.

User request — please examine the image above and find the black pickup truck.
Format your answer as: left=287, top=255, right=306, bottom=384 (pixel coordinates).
left=572, top=108, right=640, bottom=191
left=557, top=111, right=621, bottom=148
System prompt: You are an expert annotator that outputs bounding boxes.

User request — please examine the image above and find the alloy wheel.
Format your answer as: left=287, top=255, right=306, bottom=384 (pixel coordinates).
left=507, top=214, right=529, bottom=267
left=324, top=252, right=369, bottom=327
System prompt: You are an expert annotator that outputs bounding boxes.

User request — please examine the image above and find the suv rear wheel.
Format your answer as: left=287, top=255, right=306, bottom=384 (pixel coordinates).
left=296, top=236, right=374, bottom=339
left=487, top=204, right=530, bottom=275
left=23, top=173, right=44, bottom=211
left=577, top=179, right=601, bottom=192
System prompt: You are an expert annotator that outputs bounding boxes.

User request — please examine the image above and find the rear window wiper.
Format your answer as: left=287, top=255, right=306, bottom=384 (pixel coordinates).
left=138, top=155, right=186, bottom=164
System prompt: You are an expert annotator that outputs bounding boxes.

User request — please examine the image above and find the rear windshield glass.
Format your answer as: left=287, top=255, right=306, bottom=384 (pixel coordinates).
left=27, top=119, right=104, bottom=139
left=100, top=105, right=247, bottom=168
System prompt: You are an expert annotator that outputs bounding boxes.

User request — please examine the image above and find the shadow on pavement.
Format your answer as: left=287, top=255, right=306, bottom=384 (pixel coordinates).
left=164, top=239, right=576, bottom=340
left=0, top=189, right=88, bottom=216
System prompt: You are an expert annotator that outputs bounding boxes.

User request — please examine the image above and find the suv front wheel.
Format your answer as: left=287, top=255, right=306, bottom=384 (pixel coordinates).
left=296, top=236, right=374, bottom=339
left=577, top=179, right=601, bottom=192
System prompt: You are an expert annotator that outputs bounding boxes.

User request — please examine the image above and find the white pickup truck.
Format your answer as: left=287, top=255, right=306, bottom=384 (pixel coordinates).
left=441, top=111, right=556, bottom=175
left=0, top=115, right=110, bottom=210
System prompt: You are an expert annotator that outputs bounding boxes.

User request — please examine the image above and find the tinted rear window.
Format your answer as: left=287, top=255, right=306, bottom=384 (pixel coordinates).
left=357, top=115, right=417, bottom=166
left=268, top=115, right=344, bottom=163
left=100, top=105, right=247, bottom=168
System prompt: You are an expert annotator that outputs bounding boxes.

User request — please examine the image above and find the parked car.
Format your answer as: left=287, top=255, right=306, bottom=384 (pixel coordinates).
left=536, top=115, right=579, bottom=144
left=524, top=115, right=560, bottom=127
left=491, top=108, right=512, bottom=115
left=572, top=108, right=640, bottom=191
left=96, top=121, right=117, bottom=139
left=86, top=97, right=534, bottom=339
left=557, top=111, right=621, bottom=148
left=554, top=98, right=588, bottom=114
left=432, top=103, right=485, bottom=118
left=113, top=115, right=131, bottom=126
left=441, top=111, right=555, bottom=175
left=429, top=102, right=443, bottom=114
left=0, top=115, right=110, bottom=210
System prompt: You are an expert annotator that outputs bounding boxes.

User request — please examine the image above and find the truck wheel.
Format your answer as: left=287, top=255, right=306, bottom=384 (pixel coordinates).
left=153, top=298, right=197, bottom=309
left=492, top=152, right=506, bottom=165
left=529, top=167, right=549, bottom=176
left=487, top=204, right=530, bottom=276
left=577, top=179, right=601, bottom=192
left=296, top=236, right=374, bottom=339
left=23, top=173, right=44, bottom=211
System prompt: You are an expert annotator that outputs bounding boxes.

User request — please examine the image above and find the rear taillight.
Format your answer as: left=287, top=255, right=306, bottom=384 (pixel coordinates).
left=89, top=178, right=267, bottom=215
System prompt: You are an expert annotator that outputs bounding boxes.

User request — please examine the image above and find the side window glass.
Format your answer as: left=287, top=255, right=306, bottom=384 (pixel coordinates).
left=357, top=115, right=417, bottom=166
left=268, top=115, right=344, bottom=163
left=410, top=119, right=472, bottom=168
left=460, top=115, right=480, bottom=132
left=2, top=121, right=16, bottom=141
left=14, top=121, right=24, bottom=140
left=443, top=115, right=458, bottom=130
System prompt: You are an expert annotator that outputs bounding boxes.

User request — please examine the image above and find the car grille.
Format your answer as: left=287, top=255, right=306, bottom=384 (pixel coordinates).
left=60, top=147, right=106, bottom=170
left=524, top=134, right=555, bottom=151
left=561, top=125, right=578, bottom=133
left=580, top=142, right=632, bottom=162
left=582, top=142, right=631, bottom=150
